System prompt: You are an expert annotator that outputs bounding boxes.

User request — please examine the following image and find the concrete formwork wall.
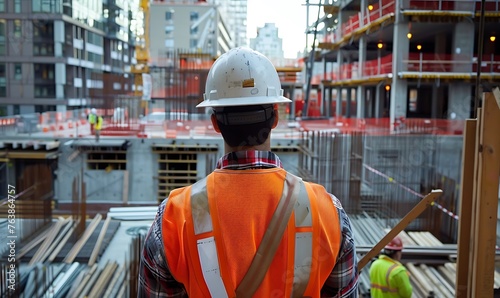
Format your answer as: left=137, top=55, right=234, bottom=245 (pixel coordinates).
left=363, top=134, right=463, bottom=239
left=55, top=137, right=302, bottom=204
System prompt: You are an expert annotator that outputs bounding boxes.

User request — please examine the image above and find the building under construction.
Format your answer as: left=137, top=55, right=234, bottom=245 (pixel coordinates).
left=0, top=0, right=500, bottom=297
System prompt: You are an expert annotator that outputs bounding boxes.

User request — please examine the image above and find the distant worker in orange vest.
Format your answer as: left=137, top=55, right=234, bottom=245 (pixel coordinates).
left=138, top=47, right=359, bottom=297
left=88, top=108, right=97, bottom=135
left=369, top=236, right=412, bottom=298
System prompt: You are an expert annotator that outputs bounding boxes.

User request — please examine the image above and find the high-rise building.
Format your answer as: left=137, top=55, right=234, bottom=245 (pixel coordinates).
left=149, top=0, right=248, bottom=61
left=249, top=23, right=284, bottom=66
left=0, top=0, right=137, bottom=116
left=223, top=0, right=248, bottom=48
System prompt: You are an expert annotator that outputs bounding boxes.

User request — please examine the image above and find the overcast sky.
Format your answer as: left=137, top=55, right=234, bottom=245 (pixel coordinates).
left=246, top=0, right=322, bottom=58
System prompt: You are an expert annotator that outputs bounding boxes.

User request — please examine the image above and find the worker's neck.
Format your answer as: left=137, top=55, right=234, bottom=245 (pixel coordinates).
left=224, top=139, right=271, bottom=154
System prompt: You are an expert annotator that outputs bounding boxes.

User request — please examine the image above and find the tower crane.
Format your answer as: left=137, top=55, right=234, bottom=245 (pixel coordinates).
left=131, top=0, right=151, bottom=115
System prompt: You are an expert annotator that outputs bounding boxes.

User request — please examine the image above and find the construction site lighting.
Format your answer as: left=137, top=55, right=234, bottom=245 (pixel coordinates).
left=368, top=5, right=374, bottom=10
left=417, top=44, right=422, bottom=50
left=377, top=42, right=383, bottom=49
left=491, top=35, right=496, bottom=42
left=407, top=33, right=412, bottom=39
left=385, top=85, right=391, bottom=91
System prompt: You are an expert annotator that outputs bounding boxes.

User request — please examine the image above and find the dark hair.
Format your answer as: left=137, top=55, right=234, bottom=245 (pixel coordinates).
left=215, top=105, right=276, bottom=147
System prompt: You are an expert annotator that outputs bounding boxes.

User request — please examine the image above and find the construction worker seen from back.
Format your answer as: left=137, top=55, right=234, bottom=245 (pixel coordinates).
left=92, top=110, right=103, bottom=142
left=138, top=47, right=359, bottom=297
left=369, top=235, right=412, bottom=298
left=88, top=108, right=97, bottom=134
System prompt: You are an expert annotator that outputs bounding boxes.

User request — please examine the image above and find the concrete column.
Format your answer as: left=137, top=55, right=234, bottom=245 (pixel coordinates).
left=360, top=0, right=366, bottom=26
left=357, top=36, right=367, bottom=118
left=327, top=87, right=333, bottom=117
left=390, top=9, right=409, bottom=131
left=54, top=20, right=64, bottom=57
left=336, top=49, right=343, bottom=117
left=432, top=33, right=447, bottom=118
left=336, top=87, right=342, bottom=117
left=321, top=57, right=327, bottom=116
left=447, top=22, right=474, bottom=119
left=374, top=84, right=385, bottom=118
left=346, top=88, right=352, bottom=118
left=452, top=22, right=474, bottom=72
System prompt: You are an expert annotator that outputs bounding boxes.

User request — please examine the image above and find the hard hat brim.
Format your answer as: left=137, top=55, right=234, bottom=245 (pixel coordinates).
left=196, top=96, right=292, bottom=108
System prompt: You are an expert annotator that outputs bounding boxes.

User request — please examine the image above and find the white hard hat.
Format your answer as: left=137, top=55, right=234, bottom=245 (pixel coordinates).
left=91, top=108, right=97, bottom=114
left=197, top=47, right=291, bottom=108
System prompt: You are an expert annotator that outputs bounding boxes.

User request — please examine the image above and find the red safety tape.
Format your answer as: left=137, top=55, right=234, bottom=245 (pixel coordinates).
left=363, top=163, right=500, bottom=250
left=363, top=164, right=459, bottom=220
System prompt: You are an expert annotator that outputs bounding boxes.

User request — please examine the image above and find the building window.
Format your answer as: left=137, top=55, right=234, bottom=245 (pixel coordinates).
left=34, top=85, right=56, bottom=98
left=165, top=39, right=174, bottom=48
left=33, top=43, right=55, bottom=56
left=165, top=25, right=174, bottom=36
left=34, top=63, right=55, bottom=80
left=0, top=63, right=5, bottom=97
left=190, top=39, right=198, bottom=48
left=88, top=52, right=103, bottom=64
left=165, top=11, right=174, bottom=21
left=14, top=64, right=21, bottom=80
left=87, top=151, right=127, bottom=170
left=0, top=0, right=4, bottom=12
left=32, top=0, right=61, bottom=13
left=0, top=20, right=5, bottom=55
left=33, top=20, right=54, bottom=39
left=87, top=31, right=103, bottom=47
left=14, top=0, right=21, bottom=13
left=190, top=12, right=198, bottom=21
left=14, top=20, right=22, bottom=38
left=190, top=27, right=198, bottom=35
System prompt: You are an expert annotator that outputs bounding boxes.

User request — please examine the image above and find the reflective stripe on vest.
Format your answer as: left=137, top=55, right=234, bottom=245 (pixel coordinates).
left=190, top=173, right=312, bottom=297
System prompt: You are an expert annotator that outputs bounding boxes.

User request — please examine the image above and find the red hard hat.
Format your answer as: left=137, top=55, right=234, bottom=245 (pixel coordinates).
left=385, top=236, right=403, bottom=251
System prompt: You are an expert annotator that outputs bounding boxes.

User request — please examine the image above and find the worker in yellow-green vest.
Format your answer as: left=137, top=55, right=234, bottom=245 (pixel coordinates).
left=93, top=112, right=103, bottom=142
left=88, top=108, right=97, bottom=135
left=369, top=236, right=412, bottom=298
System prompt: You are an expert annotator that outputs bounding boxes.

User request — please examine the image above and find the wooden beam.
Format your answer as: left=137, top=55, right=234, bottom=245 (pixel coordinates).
left=471, top=93, right=500, bottom=296
left=357, top=189, right=443, bottom=271
left=88, top=215, right=112, bottom=266
left=455, top=119, right=477, bottom=297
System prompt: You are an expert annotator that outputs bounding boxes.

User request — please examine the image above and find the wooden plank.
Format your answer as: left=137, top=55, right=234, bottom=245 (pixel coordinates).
left=471, top=93, right=500, bottom=297
left=455, top=119, right=477, bottom=297
left=468, top=108, right=483, bottom=298
left=63, top=213, right=102, bottom=264
left=29, top=218, right=64, bottom=265
left=88, top=215, right=112, bottom=266
left=48, top=221, right=77, bottom=262
left=493, top=87, right=500, bottom=109
left=357, top=189, right=442, bottom=271
left=38, top=217, right=73, bottom=263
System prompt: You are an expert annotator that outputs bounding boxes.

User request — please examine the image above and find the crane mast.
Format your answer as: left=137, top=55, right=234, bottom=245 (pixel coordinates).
left=131, top=0, right=151, bottom=114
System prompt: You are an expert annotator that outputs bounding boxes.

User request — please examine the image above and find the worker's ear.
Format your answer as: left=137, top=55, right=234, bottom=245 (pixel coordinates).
left=272, top=104, right=279, bottom=129
left=210, top=113, right=221, bottom=133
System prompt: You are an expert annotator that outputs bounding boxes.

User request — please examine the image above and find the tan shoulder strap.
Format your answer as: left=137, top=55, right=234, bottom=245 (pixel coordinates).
left=235, top=173, right=302, bottom=298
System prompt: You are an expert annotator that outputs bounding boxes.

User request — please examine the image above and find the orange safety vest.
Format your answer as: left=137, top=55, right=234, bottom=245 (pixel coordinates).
left=162, top=168, right=342, bottom=297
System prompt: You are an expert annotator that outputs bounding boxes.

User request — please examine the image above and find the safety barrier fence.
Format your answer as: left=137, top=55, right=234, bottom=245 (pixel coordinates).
left=298, top=117, right=465, bottom=135
left=312, top=53, right=500, bottom=84
left=406, top=53, right=500, bottom=73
